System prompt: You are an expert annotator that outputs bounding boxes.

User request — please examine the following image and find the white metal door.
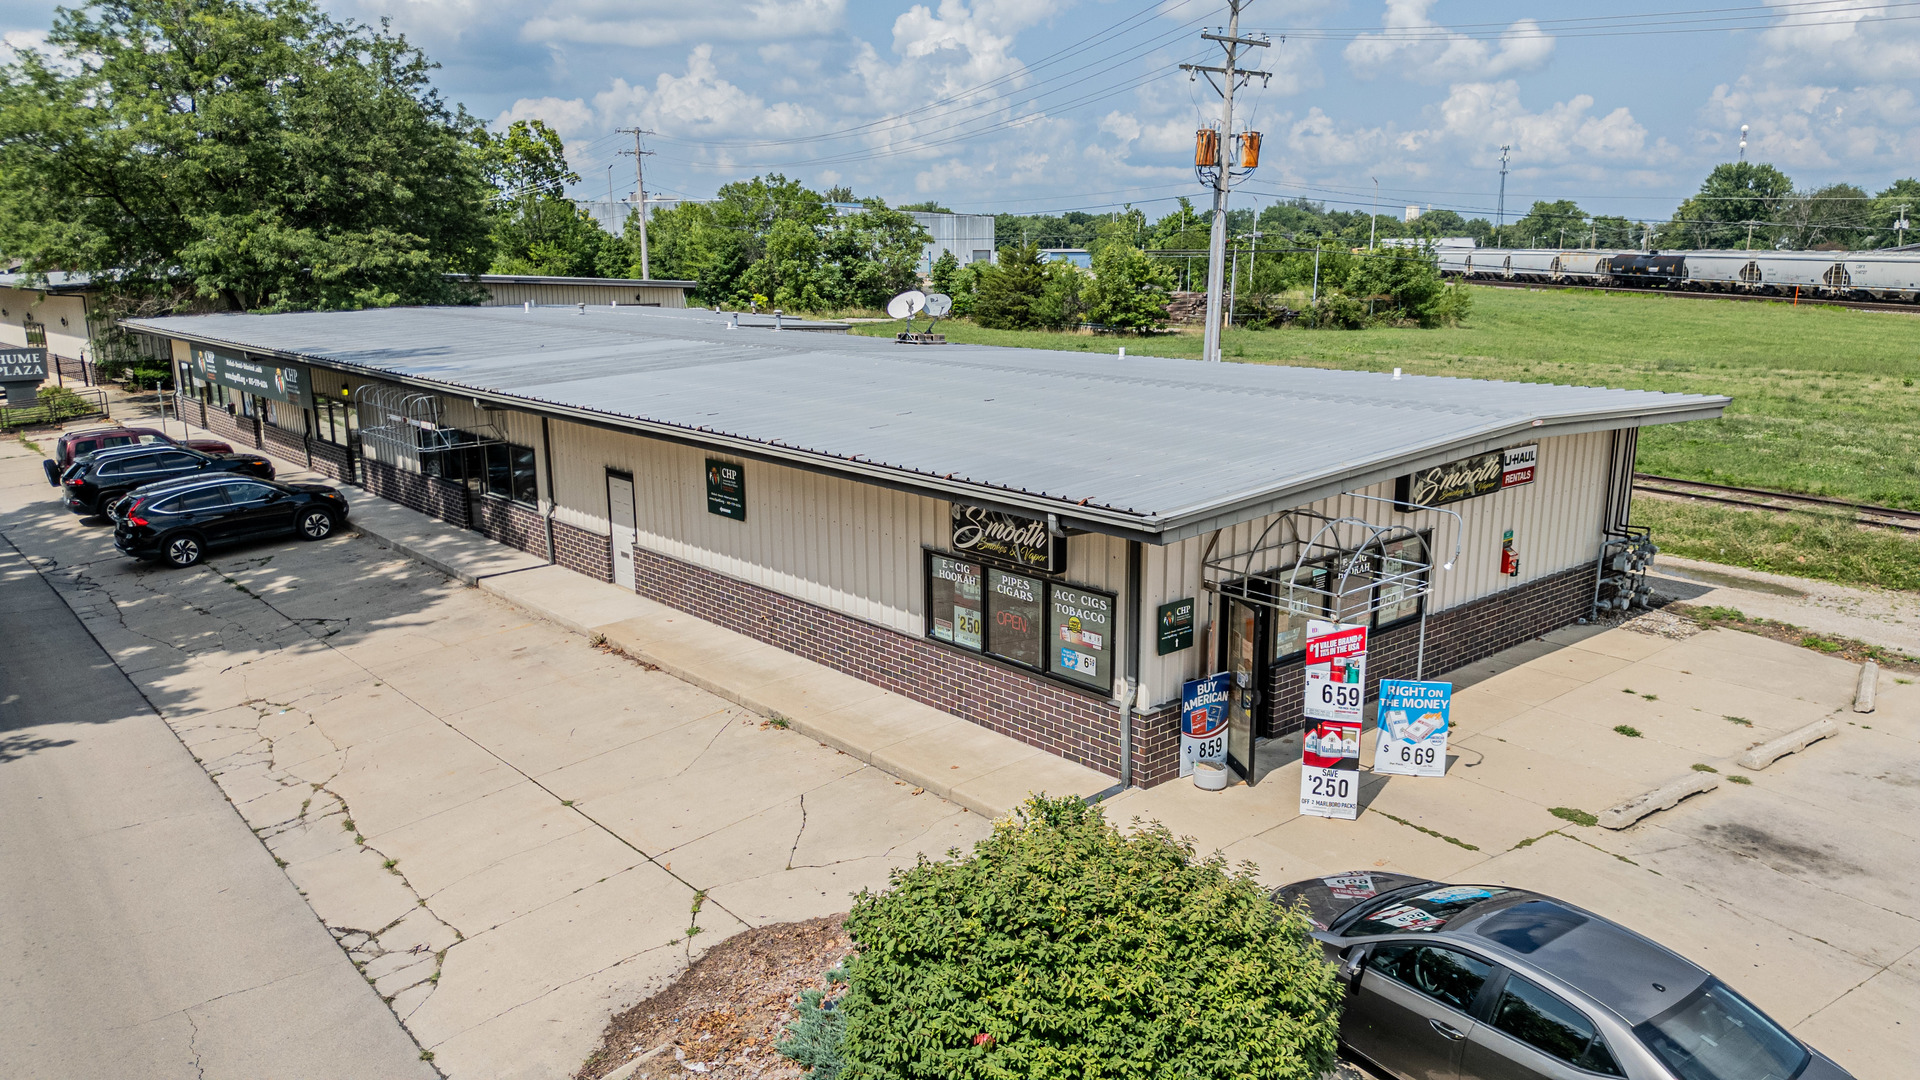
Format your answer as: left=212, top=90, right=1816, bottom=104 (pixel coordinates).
left=607, top=470, right=637, bottom=590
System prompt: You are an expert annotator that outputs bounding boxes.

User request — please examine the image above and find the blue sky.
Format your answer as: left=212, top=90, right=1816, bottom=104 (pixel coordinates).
left=3, top=1, right=1916, bottom=223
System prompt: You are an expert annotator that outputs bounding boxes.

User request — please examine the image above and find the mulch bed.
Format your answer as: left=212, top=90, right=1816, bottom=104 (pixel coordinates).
left=576, top=915, right=852, bottom=1080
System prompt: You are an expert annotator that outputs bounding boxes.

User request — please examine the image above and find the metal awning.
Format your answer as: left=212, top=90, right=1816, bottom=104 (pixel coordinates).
left=1202, top=508, right=1434, bottom=624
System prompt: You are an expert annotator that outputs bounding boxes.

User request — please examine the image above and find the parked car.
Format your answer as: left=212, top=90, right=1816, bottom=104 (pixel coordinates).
left=1275, top=873, right=1851, bottom=1080
left=59, top=444, right=275, bottom=517
left=112, top=475, right=350, bottom=567
left=42, top=425, right=234, bottom=485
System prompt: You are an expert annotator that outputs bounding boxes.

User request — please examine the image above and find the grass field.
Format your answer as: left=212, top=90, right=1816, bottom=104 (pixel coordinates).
left=853, top=286, right=1920, bottom=589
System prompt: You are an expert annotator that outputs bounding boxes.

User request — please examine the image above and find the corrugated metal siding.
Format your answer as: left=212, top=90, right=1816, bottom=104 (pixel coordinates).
left=1135, top=430, right=1612, bottom=708
left=476, top=282, right=689, bottom=308
left=0, top=287, right=91, bottom=361
left=543, top=416, right=1134, bottom=688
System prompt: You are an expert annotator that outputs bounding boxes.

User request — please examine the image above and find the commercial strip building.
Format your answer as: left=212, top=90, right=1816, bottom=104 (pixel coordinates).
left=460, top=274, right=695, bottom=308
left=126, top=305, right=1727, bottom=788
left=0, top=272, right=112, bottom=385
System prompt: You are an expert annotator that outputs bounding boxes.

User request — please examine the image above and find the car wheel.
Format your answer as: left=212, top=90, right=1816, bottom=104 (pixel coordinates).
left=95, top=489, right=129, bottom=517
left=161, top=532, right=205, bottom=568
left=296, top=509, right=336, bottom=541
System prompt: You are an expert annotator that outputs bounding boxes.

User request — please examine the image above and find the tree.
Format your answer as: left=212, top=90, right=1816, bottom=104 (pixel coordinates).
left=1781, top=183, right=1870, bottom=251
left=1874, top=178, right=1920, bottom=247
left=480, top=119, right=617, bottom=277
left=643, top=173, right=826, bottom=303
left=898, top=200, right=953, bottom=214
left=0, top=0, right=492, bottom=312
left=1508, top=200, right=1588, bottom=248
left=1669, top=162, right=1794, bottom=249
left=972, top=243, right=1050, bottom=329
left=1085, top=244, right=1174, bottom=333
left=832, top=796, right=1342, bottom=1080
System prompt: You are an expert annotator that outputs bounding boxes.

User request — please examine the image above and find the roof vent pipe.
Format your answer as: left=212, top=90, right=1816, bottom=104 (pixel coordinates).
left=773, top=309, right=783, bottom=331
left=577, top=302, right=586, bottom=314
left=523, top=301, right=530, bottom=312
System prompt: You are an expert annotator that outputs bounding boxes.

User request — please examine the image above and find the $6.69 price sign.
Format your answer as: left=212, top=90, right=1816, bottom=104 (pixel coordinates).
left=1373, top=679, right=1452, bottom=778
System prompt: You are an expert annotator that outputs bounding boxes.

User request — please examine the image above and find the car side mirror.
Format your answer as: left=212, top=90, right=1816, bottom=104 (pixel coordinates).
left=266, top=490, right=289, bottom=502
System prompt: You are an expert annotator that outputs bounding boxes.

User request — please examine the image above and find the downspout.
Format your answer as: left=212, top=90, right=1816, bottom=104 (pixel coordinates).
left=1122, top=538, right=1143, bottom=790
left=540, top=416, right=558, bottom=564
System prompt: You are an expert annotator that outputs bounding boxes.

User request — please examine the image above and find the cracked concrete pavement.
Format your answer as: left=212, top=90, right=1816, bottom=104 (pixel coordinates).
left=0, top=517, right=436, bottom=1078
left=0, top=437, right=988, bottom=1080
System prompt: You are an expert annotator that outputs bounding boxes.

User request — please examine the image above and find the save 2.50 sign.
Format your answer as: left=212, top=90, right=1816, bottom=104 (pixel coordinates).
left=1373, top=679, right=1452, bottom=778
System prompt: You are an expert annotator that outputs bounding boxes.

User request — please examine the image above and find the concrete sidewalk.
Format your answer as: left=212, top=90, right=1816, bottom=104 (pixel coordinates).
left=149, top=415, right=1112, bottom=819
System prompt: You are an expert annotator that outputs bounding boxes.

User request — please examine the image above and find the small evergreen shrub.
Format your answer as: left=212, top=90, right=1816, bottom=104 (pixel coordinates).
left=830, top=795, right=1341, bottom=1080
left=778, top=964, right=849, bottom=1079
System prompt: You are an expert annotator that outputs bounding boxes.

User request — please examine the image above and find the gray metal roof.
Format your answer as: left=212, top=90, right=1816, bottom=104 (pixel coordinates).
left=454, top=273, right=696, bottom=288
left=0, top=271, right=95, bottom=292
left=124, top=305, right=1728, bottom=542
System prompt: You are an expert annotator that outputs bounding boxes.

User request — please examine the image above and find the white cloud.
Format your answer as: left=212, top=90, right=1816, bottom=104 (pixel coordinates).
left=1344, top=1, right=1553, bottom=83
left=520, top=0, right=847, bottom=49
left=1757, top=0, right=1920, bottom=81
left=1701, top=77, right=1917, bottom=171
left=593, top=45, right=823, bottom=135
left=494, top=96, right=598, bottom=136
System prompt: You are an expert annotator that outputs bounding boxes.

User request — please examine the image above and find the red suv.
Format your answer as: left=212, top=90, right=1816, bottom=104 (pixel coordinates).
left=43, top=426, right=234, bottom=485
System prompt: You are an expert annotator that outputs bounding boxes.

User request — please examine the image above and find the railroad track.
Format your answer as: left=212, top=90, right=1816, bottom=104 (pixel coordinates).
left=1633, top=473, right=1920, bottom=534
left=1475, top=279, right=1920, bottom=316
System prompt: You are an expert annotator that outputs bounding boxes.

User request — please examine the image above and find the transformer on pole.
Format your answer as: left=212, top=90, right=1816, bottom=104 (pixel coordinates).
left=1180, top=2, right=1273, bottom=364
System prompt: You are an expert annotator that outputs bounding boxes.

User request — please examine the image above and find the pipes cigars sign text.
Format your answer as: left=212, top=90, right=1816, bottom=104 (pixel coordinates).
left=1395, top=444, right=1537, bottom=508
left=950, top=505, right=1065, bottom=572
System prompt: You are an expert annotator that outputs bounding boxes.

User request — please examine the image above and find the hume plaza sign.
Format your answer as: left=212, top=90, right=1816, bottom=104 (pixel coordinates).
left=0, top=346, right=48, bottom=407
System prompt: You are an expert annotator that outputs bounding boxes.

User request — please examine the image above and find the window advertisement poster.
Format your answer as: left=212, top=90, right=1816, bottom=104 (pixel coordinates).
left=1048, top=585, right=1113, bottom=691
left=705, top=458, right=746, bottom=520
left=1179, top=672, right=1231, bottom=777
left=929, top=555, right=983, bottom=650
left=986, top=567, right=1044, bottom=667
left=1303, top=620, right=1368, bottom=723
left=1373, top=679, right=1452, bottom=777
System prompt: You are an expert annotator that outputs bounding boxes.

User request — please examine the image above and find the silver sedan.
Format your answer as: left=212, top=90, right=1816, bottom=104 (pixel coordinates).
left=1274, top=873, right=1853, bottom=1080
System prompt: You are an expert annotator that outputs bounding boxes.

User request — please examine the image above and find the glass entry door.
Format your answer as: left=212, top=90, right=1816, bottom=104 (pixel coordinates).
left=1223, top=598, right=1264, bottom=783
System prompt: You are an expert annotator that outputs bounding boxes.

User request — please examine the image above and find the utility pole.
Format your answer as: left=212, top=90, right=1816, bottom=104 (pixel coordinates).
left=1746, top=220, right=1757, bottom=249
left=1180, top=1, right=1272, bottom=363
left=618, top=128, right=654, bottom=278
left=1898, top=204, right=1911, bottom=247
left=1495, top=145, right=1511, bottom=247
left=1369, top=176, right=1379, bottom=250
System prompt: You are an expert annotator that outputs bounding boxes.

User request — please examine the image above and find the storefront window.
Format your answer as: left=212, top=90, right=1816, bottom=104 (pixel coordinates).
left=928, top=554, right=983, bottom=649
left=986, top=567, right=1044, bottom=667
left=1375, top=534, right=1429, bottom=628
left=1272, top=562, right=1329, bottom=661
left=421, top=426, right=538, bottom=507
left=1048, top=585, right=1114, bottom=692
left=925, top=554, right=1116, bottom=694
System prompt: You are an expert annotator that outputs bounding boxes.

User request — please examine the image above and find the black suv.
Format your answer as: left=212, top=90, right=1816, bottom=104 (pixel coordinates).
left=112, top=476, right=351, bottom=568
left=60, top=444, right=275, bottom=516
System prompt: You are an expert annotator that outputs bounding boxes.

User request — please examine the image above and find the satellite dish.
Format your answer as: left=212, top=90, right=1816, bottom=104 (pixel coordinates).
left=885, top=290, right=927, bottom=320
left=923, top=293, right=952, bottom=317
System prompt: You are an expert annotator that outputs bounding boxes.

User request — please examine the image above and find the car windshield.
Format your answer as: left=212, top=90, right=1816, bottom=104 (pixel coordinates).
left=1634, top=980, right=1808, bottom=1080
left=1342, top=884, right=1512, bottom=937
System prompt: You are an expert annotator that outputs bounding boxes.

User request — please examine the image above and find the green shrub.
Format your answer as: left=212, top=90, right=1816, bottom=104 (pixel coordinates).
left=34, top=385, right=87, bottom=420
left=778, top=964, right=850, bottom=1079
left=834, top=795, right=1341, bottom=1080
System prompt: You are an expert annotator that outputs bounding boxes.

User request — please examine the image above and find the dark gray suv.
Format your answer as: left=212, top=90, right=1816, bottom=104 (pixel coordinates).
left=1276, top=873, right=1852, bottom=1080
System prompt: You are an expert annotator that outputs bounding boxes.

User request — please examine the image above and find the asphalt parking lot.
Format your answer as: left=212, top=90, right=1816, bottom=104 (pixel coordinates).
left=1, top=439, right=988, bottom=1080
